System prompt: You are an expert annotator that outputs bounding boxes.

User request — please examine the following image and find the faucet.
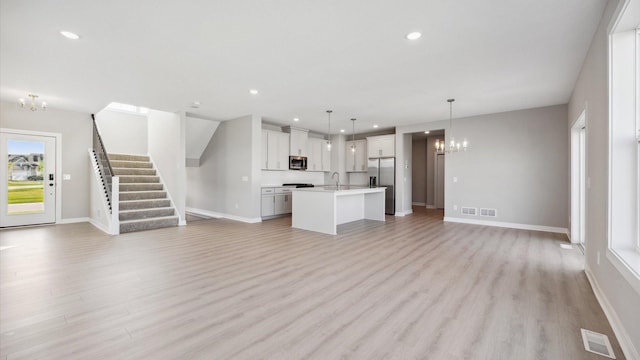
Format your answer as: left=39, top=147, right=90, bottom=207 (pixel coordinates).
left=331, top=172, right=340, bottom=188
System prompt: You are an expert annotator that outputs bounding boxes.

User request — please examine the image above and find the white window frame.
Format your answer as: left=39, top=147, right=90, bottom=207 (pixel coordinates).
left=606, top=22, right=640, bottom=296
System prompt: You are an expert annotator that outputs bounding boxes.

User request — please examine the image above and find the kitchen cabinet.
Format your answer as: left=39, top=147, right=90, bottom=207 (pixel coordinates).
left=263, top=130, right=290, bottom=170
left=307, top=138, right=324, bottom=171
left=345, top=139, right=367, bottom=172
left=262, top=187, right=293, bottom=218
left=283, top=126, right=309, bottom=156
left=261, top=188, right=275, bottom=217
left=367, top=134, right=395, bottom=158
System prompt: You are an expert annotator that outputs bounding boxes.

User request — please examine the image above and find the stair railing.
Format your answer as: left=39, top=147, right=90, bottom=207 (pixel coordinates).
left=91, top=114, right=115, bottom=212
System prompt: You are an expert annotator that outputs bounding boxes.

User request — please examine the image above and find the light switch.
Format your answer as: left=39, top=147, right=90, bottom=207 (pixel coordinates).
left=241, top=176, right=248, bottom=182
left=453, top=177, right=458, bottom=183
left=63, top=174, right=71, bottom=180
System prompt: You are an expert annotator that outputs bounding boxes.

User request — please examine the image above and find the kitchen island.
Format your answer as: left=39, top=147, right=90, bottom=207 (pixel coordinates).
left=291, top=186, right=386, bottom=235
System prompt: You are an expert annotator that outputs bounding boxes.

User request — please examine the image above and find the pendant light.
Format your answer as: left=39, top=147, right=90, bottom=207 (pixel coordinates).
left=326, top=110, right=332, bottom=151
left=436, top=98, right=467, bottom=154
left=350, top=118, right=356, bottom=152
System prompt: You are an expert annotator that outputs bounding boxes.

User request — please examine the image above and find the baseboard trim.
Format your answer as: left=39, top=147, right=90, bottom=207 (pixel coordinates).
left=585, top=267, right=640, bottom=360
left=411, top=202, right=426, bottom=206
left=186, top=207, right=262, bottom=224
left=395, top=210, right=413, bottom=217
left=443, top=216, right=568, bottom=234
left=88, top=218, right=110, bottom=234
left=58, top=217, right=90, bottom=224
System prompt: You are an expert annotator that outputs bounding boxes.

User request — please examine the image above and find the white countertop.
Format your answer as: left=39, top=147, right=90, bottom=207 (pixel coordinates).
left=292, top=186, right=386, bottom=195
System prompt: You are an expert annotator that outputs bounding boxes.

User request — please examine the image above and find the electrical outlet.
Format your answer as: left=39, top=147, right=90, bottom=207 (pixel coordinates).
left=597, top=251, right=600, bottom=265
left=235, top=203, right=239, bottom=209
left=453, top=205, right=458, bottom=211
left=241, top=176, right=248, bottom=182
left=453, top=177, right=458, bottom=183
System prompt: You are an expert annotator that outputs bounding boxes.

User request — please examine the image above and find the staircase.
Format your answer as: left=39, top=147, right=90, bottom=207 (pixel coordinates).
left=109, top=154, right=179, bottom=233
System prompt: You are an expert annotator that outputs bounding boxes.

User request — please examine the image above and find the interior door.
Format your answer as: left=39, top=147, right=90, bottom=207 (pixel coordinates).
left=0, top=132, right=56, bottom=227
left=435, top=153, right=445, bottom=209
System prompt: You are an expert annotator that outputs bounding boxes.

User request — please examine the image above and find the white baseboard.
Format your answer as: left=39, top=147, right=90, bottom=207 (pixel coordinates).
left=412, top=202, right=426, bottom=206
left=426, top=205, right=437, bottom=209
left=585, top=267, right=640, bottom=360
left=88, top=218, right=111, bottom=234
left=186, top=207, right=262, bottom=224
left=395, top=209, right=413, bottom=217
left=58, top=217, right=90, bottom=224
left=443, top=216, right=568, bottom=234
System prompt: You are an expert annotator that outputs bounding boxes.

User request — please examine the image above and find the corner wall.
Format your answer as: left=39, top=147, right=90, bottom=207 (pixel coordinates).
left=186, top=115, right=262, bottom=221
left=397, top=104, right=569, bottom=229
left=568, top=0, right=640, bottom=355
left=94, top=109, right=148, bottom=155
left=0, top=101, right=91, bottom=221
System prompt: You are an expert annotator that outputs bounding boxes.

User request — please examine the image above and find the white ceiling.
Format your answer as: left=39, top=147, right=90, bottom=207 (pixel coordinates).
left=0, top=0, right=606, bottom=134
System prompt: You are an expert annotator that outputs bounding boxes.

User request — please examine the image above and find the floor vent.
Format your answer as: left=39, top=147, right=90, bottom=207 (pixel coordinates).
left=461, top=207, right=477, bottom=216
left=479, top=208, right=497, bottom=217
left=581, top=328, right=615, bottom=359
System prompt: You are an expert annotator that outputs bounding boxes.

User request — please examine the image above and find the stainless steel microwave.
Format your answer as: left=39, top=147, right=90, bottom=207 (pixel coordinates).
left=289, top=156, right=307, bottom=170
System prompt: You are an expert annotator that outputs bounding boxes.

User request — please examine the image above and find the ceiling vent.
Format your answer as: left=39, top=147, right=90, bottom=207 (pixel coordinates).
left=480, top=208, right=497, bottom=217
left=581, top=329, right=615, bottom=359
left=461, top=207, right=477, bottom=216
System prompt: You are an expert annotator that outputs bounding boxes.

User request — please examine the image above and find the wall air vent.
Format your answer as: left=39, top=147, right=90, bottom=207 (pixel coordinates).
left=580, top=329, right=615, bottom=359
left=461, top=207, right=477, bottom=216
left=480, top=208, right=497, bottom=217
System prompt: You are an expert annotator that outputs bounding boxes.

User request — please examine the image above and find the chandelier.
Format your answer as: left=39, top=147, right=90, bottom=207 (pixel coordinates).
left=435, top=98, right=467, bottom=153
left=20, top=94, right=47, bottom=112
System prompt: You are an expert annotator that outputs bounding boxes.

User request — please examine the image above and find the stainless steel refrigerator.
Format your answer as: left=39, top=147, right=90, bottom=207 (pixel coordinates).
left=368, top=157, right=395, bottom=215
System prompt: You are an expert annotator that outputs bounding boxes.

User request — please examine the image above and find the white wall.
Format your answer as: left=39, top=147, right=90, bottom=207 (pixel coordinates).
left=0, top=101, right=91, bottom=220
left=95, top=109, right=148, bottom=155
left=147, top=110, right=186, bottom=224
left=568, top=0, right=640, bottom=355
left=397, top=104, right=569, bottom=229
left=186, top=115, right=262, bottom=221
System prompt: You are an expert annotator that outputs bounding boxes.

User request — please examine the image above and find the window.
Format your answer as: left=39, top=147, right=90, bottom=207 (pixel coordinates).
left=607, top=22, right=640, bottom=294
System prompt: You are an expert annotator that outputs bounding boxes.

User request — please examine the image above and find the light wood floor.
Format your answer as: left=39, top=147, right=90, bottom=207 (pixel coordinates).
left=0, top=208, right=624, bottom=359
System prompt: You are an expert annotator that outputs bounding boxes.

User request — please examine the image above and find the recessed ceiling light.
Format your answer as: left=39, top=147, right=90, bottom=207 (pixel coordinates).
left=424, top=131, right=430, bottom=134
left=340, top=129, right=345, bottom=133
left=406, top=32, right=422, bottom=40
left=293, top=117, right=299, bottom=122
left=249, top=89, right=259, bottom=95
left=373, top=124, right=379, bottom=128
left=60, top=31, right=80, bottom=40
left=190, top=101, right=201, bottom=109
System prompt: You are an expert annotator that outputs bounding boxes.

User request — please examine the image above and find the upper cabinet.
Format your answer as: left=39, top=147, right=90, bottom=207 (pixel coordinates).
left=345, top=139, right=367, bottom=172
left=308, top=137, right=331, bottom=172
left=367, top=134, right=395, bottom=158
left=283, top=126, right=308, bottom=156
left=262, top=129, right=290, bottom=170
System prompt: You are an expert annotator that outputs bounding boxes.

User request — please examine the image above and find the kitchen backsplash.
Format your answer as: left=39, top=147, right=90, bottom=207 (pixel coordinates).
left=261, top=170, right=326, bottom=186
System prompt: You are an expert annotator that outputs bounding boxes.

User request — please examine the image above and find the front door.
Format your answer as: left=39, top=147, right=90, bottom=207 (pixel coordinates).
left=0, top=131, right=56, bottom=227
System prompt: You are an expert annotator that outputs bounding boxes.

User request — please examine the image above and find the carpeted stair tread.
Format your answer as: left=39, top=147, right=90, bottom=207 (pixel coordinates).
left=110, top=160, right=153, bottom=169
left=119, top=207, right=175, bottom=221
left=119, top=216, right=179, bottom=233
left=119, top=183, right=164, bottom=191
left=113, top=168, right=157, bottom=176
left=119, top=191, right=167, bottom=201
left=118, top=175, right=160, bottom=183
left=108, top=153, right=150, bottom=162
left=119, top=199, right=171, bottom=210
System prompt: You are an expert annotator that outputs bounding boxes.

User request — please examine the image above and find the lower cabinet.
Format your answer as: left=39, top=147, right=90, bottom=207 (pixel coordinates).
left=262, top=187, right=293, bottom=218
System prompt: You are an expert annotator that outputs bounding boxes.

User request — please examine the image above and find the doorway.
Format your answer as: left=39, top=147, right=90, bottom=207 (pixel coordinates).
left=570, top=111, right=587, bottom=246
left=0, top=131, right=57, bottom=227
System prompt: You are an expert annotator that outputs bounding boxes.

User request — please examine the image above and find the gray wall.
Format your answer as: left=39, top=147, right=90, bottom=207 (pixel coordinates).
left=186, top=115, right=262, bottom=220
left=568, top=0, right=640, bottom=352
left=148, top=110, right=186, bottom=224
left=95, top=109, right=148, bottom=155
left=0, top=101, right=91, bottom=220
left=412, top=138, right=426, bottom=204
left=397, top=104, right=569, bottom=228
